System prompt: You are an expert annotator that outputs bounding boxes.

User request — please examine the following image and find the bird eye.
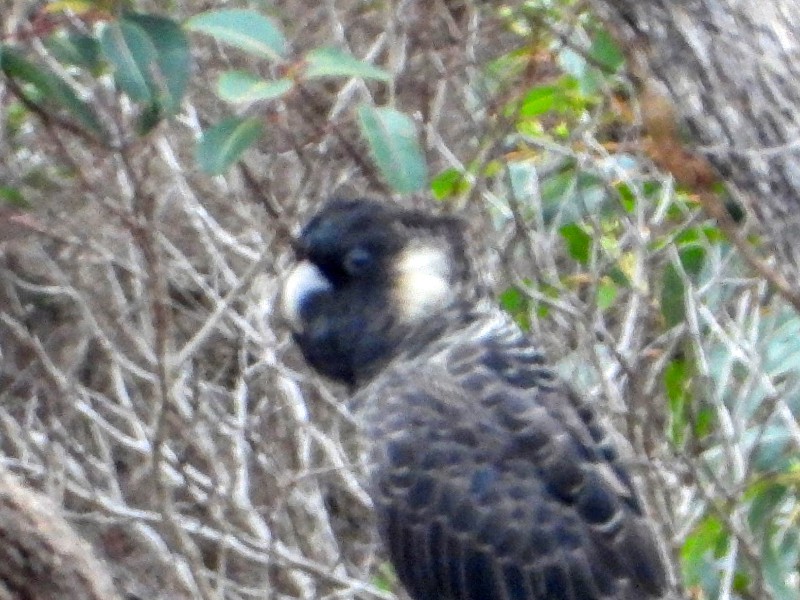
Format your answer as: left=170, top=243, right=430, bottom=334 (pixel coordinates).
left=344, top=247, right=373, bottom=275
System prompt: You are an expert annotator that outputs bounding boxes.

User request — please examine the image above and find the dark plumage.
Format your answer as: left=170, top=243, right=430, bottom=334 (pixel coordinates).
left=282, top=197, right=668, bottom=600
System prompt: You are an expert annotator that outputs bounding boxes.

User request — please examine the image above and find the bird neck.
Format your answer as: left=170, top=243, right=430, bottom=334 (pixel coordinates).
left=351, top=299, right=495, bottom=389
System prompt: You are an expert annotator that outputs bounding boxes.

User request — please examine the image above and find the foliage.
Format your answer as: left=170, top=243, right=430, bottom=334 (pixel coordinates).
left=480, top=3, right=800, bottom=599
left=1, top=3, right=423, bottom=192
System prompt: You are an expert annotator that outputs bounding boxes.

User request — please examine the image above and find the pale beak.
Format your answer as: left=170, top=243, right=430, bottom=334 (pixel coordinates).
left=281, top=261, right=333, bottom=331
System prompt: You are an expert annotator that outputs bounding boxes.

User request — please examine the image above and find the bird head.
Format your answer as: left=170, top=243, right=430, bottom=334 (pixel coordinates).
left=281, top=198, right=485, bottom=386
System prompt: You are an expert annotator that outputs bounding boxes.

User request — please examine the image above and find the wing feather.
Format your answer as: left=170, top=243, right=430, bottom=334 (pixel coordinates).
left=360, top=341, right=666, bottom=600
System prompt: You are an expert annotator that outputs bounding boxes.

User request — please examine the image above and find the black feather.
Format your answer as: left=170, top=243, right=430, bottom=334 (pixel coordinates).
left=284, top=198, right=669, bottom=599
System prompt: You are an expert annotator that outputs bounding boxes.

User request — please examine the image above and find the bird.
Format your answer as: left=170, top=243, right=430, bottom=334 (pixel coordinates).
left=281, top=197, right=668, bottom=600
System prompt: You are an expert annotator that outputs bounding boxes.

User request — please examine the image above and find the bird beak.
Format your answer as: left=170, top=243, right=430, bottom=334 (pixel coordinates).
left=281, top=261, right=333, bottom=332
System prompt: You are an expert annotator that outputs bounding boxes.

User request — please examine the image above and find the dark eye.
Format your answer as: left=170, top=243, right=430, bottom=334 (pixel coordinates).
left=344, top=247, right=373, bottom=275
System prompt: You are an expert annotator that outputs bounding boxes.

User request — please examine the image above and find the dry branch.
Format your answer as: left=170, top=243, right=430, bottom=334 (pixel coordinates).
left=0, top=467, right=121, bottom=600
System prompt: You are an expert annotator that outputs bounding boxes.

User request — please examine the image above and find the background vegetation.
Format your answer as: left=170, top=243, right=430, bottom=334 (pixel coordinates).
left=0, top=1, right=797, bottom=598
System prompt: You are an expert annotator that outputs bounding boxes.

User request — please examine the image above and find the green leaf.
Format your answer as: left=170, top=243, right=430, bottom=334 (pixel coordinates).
left=559, top=223, right=592, bottom=265
left=751, top=428, right=795, bottom=472
left=615, top=182, right=636, bottom=212
left=185, top=9, right=286, bottom=61
left=519, top=85, right=560, bottom=117
left=682, top=515, right=727, bottom=587
left=303, top=47, right=390, bottom=81
left=760, top=310, right=800, bottom=379
left=358, top=105, right=427, bottom=194
left=124, top=13, right=191, bottom=115
left=661, top=263, right=685, bottom=327
left=430, top=168, right=470, bottom=200
left=558, top=49, right=601, bottom=96
left=372, top=561, right=398, bottom=593
left=0, top=186, right=29, bottom=208
left=694, top=405, right=714, bottom=439
left=217, top=71, right=293, bottom=103
left=136, top=102, right=162, bottom=135
left=100, top=21, right=158, bottom=103
left=747, top=481, right=787, bottom=531
left=674, top=227, right=700, bottom=245
left=679, top=244, right=706, bottom=278
left=608, top=266, right=630, bottom=287
left=499, top=286, right=531, bottom=331
left=45, top=32, right=102, bottom=71
left=196, top=116, right=263, bottom=175
left=596, top=278, right=617, bottom=310
left=763, top=534, right=797, bottom=600
left=42, top=0, right=95, bottom=13
left=0, top=46, right=104, bottom=137
left=664, top=358, right=688, bottom=443
left=664, top=359, right=687, bottom=404
left=100, top=21, right=157, bottom=102
left=99, top=14, right=190, bottom=122
left=538, top=167, right=612, bottom=226
left=588, top=28, right=624, bottom=72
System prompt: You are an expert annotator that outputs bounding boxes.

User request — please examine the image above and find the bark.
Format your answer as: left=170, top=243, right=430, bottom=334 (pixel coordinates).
left=588, top=0, right=800, bottom=283
left=0, top=468, right=120, bottom=600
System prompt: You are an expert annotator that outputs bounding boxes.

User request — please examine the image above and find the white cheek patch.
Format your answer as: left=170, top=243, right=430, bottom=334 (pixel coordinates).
left=281, top=261, right=333, bottom=331
left=394, top=245, right=451, bottom=322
